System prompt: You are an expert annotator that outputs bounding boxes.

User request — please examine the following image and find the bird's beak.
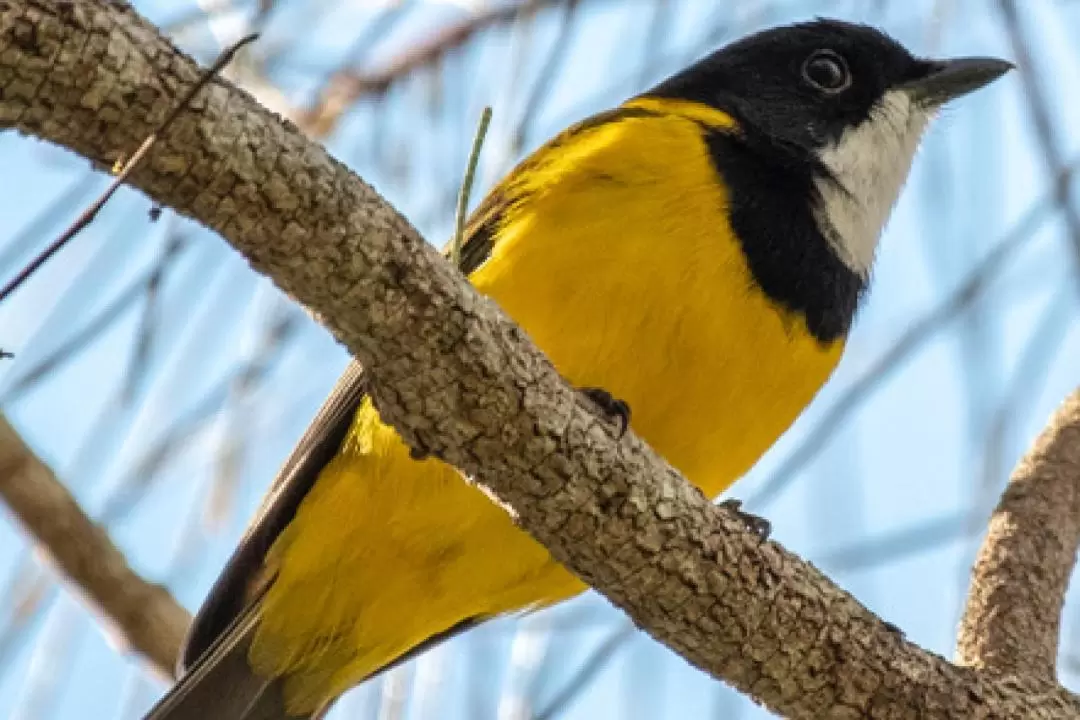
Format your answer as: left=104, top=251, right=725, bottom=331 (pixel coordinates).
left=900, top=57, right=1014, bottom=107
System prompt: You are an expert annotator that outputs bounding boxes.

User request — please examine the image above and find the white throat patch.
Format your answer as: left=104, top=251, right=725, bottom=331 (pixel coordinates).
left=813, top=89, right=932, bottom=277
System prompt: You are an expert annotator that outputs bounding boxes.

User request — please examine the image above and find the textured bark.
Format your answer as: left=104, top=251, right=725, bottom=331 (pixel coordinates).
left=0, top=414, right=190, bottom=679
left=957, top=390, right=1080, bottom=678
left=2, top=2, right=1080, bottom=717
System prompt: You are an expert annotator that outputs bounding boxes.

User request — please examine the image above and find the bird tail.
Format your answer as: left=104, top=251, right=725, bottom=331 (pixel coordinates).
left=143, top=606, right=310, bottom=720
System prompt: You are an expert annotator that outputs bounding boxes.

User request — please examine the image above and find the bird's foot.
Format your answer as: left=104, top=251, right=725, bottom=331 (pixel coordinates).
left=579, top=386, right=631, bottom=438
left=718, top=498, right=771, bottom=542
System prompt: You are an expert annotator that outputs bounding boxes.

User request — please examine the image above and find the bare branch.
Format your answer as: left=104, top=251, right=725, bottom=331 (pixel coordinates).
left=957, top=390, right=1080, bottom=678
left=300, top=0, right=569, bottom=137
left=0, top=415, right=190, bottom=679
left=997, top=0, right=1080, bottom=271
left=4, top=2, right=1080, bottom=717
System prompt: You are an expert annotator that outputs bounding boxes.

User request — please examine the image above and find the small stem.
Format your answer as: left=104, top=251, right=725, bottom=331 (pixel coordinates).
left=0, top=33, right=259, bottom=304
left=450, top=106, right=493, bottom=270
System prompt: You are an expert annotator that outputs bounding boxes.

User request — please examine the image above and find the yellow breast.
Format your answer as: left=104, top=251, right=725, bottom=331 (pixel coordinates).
left=252, top=102, right=845, bottom=712
left=468, top=102, right=844, bottom=494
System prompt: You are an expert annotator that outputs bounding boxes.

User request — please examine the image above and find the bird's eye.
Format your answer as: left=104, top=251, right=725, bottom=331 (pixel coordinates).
left=802, top=50, right=851, bottom=94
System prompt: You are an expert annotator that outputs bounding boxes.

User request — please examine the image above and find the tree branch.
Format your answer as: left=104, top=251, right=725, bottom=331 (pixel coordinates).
left=3, top=2, right=1080, bottom=717
left=299, top=0, right=567, bottom=137
left=957, top=390, right=1080, bottom=678
left=0, top=415, right=190, bottom=679
left=997, top=0, right=1080, bottom=272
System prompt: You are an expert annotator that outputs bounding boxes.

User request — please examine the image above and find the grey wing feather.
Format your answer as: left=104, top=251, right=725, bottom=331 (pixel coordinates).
left=179, top=203, right=506, bottom=674
left=167, top=192, right=507, bottom=717
left=145, top=601, right=310, bottom=720
left=179, top=360, right=368, bottom=672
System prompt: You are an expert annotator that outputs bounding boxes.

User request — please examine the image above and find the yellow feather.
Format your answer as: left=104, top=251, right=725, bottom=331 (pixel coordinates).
left=251, top=99, right=844, bottom=713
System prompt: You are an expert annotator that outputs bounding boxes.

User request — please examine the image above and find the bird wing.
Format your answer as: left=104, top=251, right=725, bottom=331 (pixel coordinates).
left=178, top=206, right=507, bottom=674
left=172, top=103, right=656, bottom=693
left=179, top=358, right=370, bottom=672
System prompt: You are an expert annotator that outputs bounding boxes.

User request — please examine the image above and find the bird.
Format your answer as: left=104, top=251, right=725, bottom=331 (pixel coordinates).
left=145, top=18, right=1011, bottom=720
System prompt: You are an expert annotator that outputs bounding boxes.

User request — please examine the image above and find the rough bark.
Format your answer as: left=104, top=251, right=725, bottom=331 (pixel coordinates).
left=2, top=2, right=1080, bottom=718
left=0, top=414, right=190, bottom=679
left=957, top=390, right=1080, bottom=678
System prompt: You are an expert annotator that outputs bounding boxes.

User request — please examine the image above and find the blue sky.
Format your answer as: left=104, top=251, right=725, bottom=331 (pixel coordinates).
left=1, top=1, right=1079, bottom=718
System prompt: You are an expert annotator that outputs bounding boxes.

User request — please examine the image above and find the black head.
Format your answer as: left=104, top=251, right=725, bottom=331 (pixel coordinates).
left=638, top=19, right=1012, bottom=342
left=646, top=18, right=1011, bottom=154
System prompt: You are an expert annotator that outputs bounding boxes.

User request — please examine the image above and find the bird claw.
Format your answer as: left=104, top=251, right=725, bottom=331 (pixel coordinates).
left=719, top=498, right=771, bottom=541
left=580, top=386, right=631, bottom=438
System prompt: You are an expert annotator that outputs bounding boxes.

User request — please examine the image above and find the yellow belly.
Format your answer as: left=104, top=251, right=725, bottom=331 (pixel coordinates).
left=250, top=108, right=845, bottom=712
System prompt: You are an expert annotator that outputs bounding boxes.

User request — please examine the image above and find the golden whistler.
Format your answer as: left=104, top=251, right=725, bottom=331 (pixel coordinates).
left=146, top=19, right=1010, bottom=720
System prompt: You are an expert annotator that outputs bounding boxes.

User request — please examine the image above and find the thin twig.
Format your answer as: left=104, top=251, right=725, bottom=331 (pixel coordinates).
left=0, top=33, right=258, bottom=304
left=450, top=107, right=493, bottom=268
left=0, top=174, right=99, bottom=277
left=122, top=227, right=190, bottom=404
left=0, top=237, right=191, bottom=405
left=997, top=0, right=1080, bottom=273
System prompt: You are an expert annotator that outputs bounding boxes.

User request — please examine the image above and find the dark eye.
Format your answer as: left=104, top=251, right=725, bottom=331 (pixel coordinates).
left=802, top=50, right=851, bottom=93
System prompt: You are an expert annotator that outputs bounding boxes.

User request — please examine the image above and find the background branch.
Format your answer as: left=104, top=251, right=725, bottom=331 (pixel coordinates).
left=300, top=0, right=570, bottom=137
left=997, top=0, right=1080, bottom=273
left=957, top=390, right=1080, bottom=678
left=0, top=414, right=190, bottom=679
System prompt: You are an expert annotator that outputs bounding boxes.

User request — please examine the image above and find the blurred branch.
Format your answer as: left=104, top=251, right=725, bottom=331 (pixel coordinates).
left=300, top=0, right=572, bottom=137
left=0, top=560, right=54, bottom=681
left=976, top=284, right=1075, bottom=527
left=161, top=0, right=240, bottom=37
left=334, top=0, right=417, bottom=70
left=100, top=308, right=300, bottom=524
left=0, top=173, right=99, bottom=278
left=0, top=235, right=192, bottom=405
left=506, top=0, right=580, bottom=158
left=122, top=227, right=190, bottom=403
left=818, top=509, right=976, bottom=573
left=748, top=156, right=1080, bottom=510
left=205, top=303, right=300, bottom=529
left=0, top=415, right=190, bottom=679
left=499, top=614, right=553, bottom=720
left=958, top=390, right=1080, bottom=677
left=376, top=665, right=412, bottom=720
left=997, top=0, right=1080, bottom=272
left=13, top=599, right=83, bottom=720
